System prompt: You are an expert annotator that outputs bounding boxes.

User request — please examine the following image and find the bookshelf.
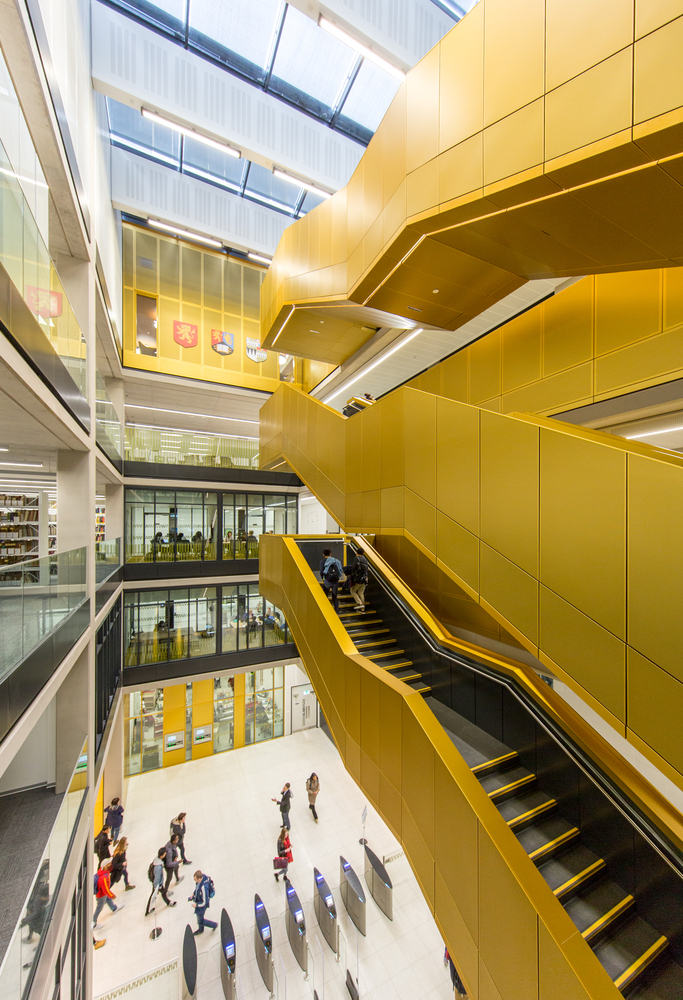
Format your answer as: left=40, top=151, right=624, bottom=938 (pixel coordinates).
left=0, top=493, right=40, bottom=566
left=96, top=505, right=105, bottom=543
left=49, top=497, right=57, bottom=555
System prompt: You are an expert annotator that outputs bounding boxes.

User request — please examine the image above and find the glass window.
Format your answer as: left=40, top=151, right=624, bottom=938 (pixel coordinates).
left=175, top=491, right=204, bottom=561
left=182, top=137, right=245, bottom=191
left=125, top=488, right=155, bottom=563
left=213, top=680, right=234, bottom=753
left=188, top=587, right=217, bottom=658
left=222, top=493, right=235, bottom=559
left=169, top=593, right=190, bottom=659
left=245, top=676, right=254, bottom=746
left=338, top=60, right=401, bottom=133
left=188, top=0, right=283, bottom=77
left=124, top=717, right=141, bottom=775
left=246, top=497, right=263, bottom=558
left=273, top=687, right=284, bottom=738
left=244, top=161, right=301, bottom=214
left=108, top=99, right=181, bottom=167
left=135, top=293, right=158, bottom=356
left=221, top=586, right=239, bottom=652
left=264, top=494, right=286, bottom=534
left=124, top=593, right=138, bottom=666
left=234, top=494, right=247, bottom=558
left=286, top=496, right=298, bottom=534
left=264, top=602, right=286, bottom=647
left=203, top=493, right=218, bottom=560
left=141, top=711, right=163, bottom=772
left=136, top=590, right=170, bottom=665
left=246, top=585, right=264, bottom=649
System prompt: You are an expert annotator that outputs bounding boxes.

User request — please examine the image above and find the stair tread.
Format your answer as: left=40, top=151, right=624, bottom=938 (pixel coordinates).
left=563, top=879, right=634, bottom=937
left=479, top=766, right=534, bottom=797
left=593, top=915, right=667, bottom=984
left=538, top=845, right=603, bottom=894
left=423, top=697, right=515, bottom=772
left=516, top=816, right=579, bottom=860
left=628, top=958, right=683, bottom=999
left=497, top=789, right=556, bottom=824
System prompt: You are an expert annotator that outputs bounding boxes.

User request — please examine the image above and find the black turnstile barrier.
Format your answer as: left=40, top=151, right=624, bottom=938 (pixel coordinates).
left=339, top=856, right=366, bottom=936
left=254, top=894, right=274, bottom=995
left=220, top=909, right=236, bottom=1000
left=182, top=924, right=198, bottom=1000
left=363, top=845, right=393, bottom=920
left=285, top=880, right=308, bottom=973
left=313, top=867, right=338, bottom=953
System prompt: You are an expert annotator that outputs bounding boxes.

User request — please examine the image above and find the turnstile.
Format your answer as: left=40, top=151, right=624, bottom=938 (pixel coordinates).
left=181, top=924, right=198, bottom=1000
left=364, top=844, right=393, bottom=919
left=339, top=856, right=366, bottom=936
left=285, top=881, right=308, bottom=973
left=220, top=909, right=236, bottom=1000
left=254, top=894, right=274, bottom=995
left=313, top=867, right=338, bottom=953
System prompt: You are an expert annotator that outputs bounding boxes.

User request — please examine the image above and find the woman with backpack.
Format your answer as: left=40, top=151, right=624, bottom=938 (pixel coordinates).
left=350, top=549, right=369, bottom=612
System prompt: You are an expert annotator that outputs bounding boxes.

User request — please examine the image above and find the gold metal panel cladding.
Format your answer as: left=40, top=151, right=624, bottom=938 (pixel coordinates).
left=437, top=511, right=480, bottom=595
left=628, top=454, right=683, bottom=680
left=439, top=349, right=469, bottom=402
left=484, top=100, right=544, bottom=187
left=434, top=756, right=479, bottom=942
left=479, top=958, right=505, bottom=1000
left=636, top=0, right=683, bottom=38
left=539, top=429, right=626, bottom=639
left=483, top=0, right=545, bottom=127
left=380, top=390, right=405, bottom=490
left=545, top=0, right=635, bottom=92
left=480, top=543, right=539, bottom=647
left=595, top=270, right=662, bottom=356
left=501, top=363, right=592, bottom=416
left=540, top=586, right=626, bottom=722
left=469, top=328, right=502, bottom=404
left=635, top=16, right=683, bottom=124
left=545, top=48, right=634, bottom=162
left=628, top=646, right=683, bottom=780
left=405, top=389, right=436, bottom=506
left=480, top=411, right=539, bottom=578
left=439, top=0, right=484, bottom=151
left=538, top=922, right=611, bottom=1000
left=478, top=830, right=539, bottom=1000
left=401, top=702, right=435, bottom=853
left=664, top=266, right=683, bottom=329
left=361, top=401, right=382, bottom=494
left=543, top=277, right=594, bottom=377
left=406, top=46, right=440, bottom=174
left=404, top=489, right=437, bottom=555
left=436, top=397, right=480, bottom=535
left=502, top=300, right=542, bottom=393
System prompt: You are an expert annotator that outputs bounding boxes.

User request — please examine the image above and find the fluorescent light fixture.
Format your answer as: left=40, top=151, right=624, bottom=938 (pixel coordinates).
left=318, top=16, right=406, bottom=81
left=248, top=252, right=272, bottom=265
left=272, top=305, right=295, bottom=347
left=127, top=422, right=258, bottom=441
left=110, top=134, right=179, bottom=168
left=325, top=329, right=423, bottom=403
left=182, top=163, right=241, bottom=193
left=273, top=168, right=331, bottom=200
left=0, top=461, right=44, bottom=468
left=141, top=109, right=240, bottom=157
left=125, top=404, right=258, bottom=424
left=0, top=448, right=8, bottom=452
left=147, top=219, right=222, bottom=248
left=625, top=425, right=683, bottom=439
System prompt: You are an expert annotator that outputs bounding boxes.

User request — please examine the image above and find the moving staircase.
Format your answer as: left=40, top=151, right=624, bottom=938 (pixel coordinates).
left=336, top=592, right=431, bottom=696
left=427, top=698, right=683, bottom=998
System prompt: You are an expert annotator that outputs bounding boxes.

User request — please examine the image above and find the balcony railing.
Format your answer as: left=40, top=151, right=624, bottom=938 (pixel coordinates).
left=95, top=371, right=122, bottom=469
left=124, top=425, right=259, bottom=468
left=95, top=537, right=121, bottom=586
left=0, top=137, right=89, bottom=428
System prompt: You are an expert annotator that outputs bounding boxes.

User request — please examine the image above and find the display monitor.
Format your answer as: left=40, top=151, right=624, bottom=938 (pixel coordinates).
left=224, top=944, right=235, bottom=958
left=261, top=926, right=270, bottom=941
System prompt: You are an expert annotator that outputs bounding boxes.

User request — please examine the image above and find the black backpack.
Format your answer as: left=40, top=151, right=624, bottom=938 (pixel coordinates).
left=148, top=862, right=156, bottom=884
left=352, top=560, right=368, bottom=585
left=325, top=560, right=340, bottom=584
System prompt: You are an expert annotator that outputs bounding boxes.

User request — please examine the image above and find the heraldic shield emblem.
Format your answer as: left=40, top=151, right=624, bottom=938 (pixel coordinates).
left=246, top=337, right=267, bottom=363
left=211, top=330, right=234, bottom=355
left=173, top=320, right=198, bottom=348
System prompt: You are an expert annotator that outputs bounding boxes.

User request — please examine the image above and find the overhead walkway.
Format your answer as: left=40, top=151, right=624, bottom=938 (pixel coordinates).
left=259, top=533, right=683, bottom=1000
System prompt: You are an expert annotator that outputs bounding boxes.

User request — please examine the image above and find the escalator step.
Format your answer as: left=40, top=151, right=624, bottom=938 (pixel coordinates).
left=538, top=844, right=605, bottom=898
left=345, top=620, right=383, bottom=630
left=347, top=628, right=390, bottom=638
left=354, top=639, right=396, bottom=649
left=563, top=879, right=635, bottom=941
left=407, top=680, right=431, bottom=694
left=340, top=610, right=378, bottom=619
left=392, top=668, right=422, bottom=681
left=592, top=915, right=668, bottom=990
left=479, top=766, right=535, bottom=801
left=516, top=816, right=580, bottom=861
left=382, top=661, right=414, bottom=672
left=367, top=649, right=405, bottom=660
left=497, top=790, right=557, bottom=829
left=627, top=958, right=683, bottom=998
left=471, top=750, right=518, bottom=775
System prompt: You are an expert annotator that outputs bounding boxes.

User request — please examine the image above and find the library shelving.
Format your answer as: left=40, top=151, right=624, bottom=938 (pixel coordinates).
left=0, top=493, right=40, bottom=567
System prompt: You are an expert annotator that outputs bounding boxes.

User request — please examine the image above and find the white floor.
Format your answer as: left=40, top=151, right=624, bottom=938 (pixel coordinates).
left=93, top=728, right=455, bottom=1000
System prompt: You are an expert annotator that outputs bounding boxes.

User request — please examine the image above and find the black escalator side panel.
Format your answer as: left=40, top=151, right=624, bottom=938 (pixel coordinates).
left=474, top=671, right=504, bottom=744
left=635, top=832, right=683, bottom=968
left=502, top=691, right=537, bottom=777
left=578, top=771, right=637, bottom=900
left=535, top=727, right=581, bottom=832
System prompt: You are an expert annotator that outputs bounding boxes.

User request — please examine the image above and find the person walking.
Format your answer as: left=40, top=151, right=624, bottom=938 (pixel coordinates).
left=189, top=870, right=217, bottom=935
left=110, top=839, right=135, bottom=892
left=163, top=834, right=184, bottom=894
left=145, top=847, right=177, bottom=915
left=94, top=826, right=112, bottom=864
left=171, top=813, right=192, bottom=865
left=92, top=860, right=125, bottom=928
left=350, top=549, right=369, bottom=612
left=319, top=549, right=343, bottom=614
left=272, top=783, right=292, bottom=830
left=306, top=773, right=320, bottom=822
left=104, top=798, right=124, bottom=843
left=274, top=827, right=292, bottom=883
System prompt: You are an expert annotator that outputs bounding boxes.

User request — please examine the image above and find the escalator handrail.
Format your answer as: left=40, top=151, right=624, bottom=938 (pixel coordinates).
left=348, top=534, right=683, bottom=873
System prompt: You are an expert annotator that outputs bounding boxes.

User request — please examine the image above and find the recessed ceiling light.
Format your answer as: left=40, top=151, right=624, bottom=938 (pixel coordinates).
left=318, top=16, right=406, bottom=81
left=0, top=447, right=8, bottom=452
left=247, top=252, right=272, bottom=265
left=124, top=404, right=258, bottom=424
left=272, top=168, right=331, bottom=200
left=432, top=289, right=440, bottom=294
left=0, top=461, right=43, bottom=468
left=324, top=329, right=423, bottom=404
left=141, top=109, right=240, bottom=157
left=407, top=306, right=422, bottom=312
left=147, top=219, right=222, bottom=248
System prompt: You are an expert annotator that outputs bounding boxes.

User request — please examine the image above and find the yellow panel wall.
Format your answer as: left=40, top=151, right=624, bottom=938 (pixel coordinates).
left=163, top=684, right=186, bottom=769
left=192, top=680, right=214, bottom=760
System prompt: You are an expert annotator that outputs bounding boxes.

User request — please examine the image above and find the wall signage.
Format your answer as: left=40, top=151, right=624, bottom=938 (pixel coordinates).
left=246, top=337, right=267, bottom=363
left=211, top=329, right=234, bottom=355
left=173, top=320, right=198, bottom=348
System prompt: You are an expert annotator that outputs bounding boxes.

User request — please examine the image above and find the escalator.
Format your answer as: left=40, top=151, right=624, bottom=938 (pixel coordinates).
left=275, top=536, right=683, bottom=999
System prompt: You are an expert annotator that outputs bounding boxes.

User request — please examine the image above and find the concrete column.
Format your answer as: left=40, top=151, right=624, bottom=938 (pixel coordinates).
left=102, top=700, right=123, bottom=809
left=104, top=376, right=124, bottom=423
left=55, top=648, right=88, bottom=794
left=56, top=451, right=91, bottom=554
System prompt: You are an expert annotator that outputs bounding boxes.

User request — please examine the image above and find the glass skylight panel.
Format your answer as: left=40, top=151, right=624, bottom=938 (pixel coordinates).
left=107, top=98, right=180, bottom=167
left=182, top=137, right=246, bottom=190
left=188, top=0, right=284, bottom=79
left=270, top=5, right=358, bottom=113
left=339, top=60, right=402, bottom=133
left=112, top=0, right=186, bottom=36
left=299, top=190, right=327, bottom=216
left=244, top=162, right=301, bottom=213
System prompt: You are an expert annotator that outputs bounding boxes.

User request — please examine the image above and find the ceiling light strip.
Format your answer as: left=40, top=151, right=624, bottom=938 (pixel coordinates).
left=124, top=405, right=258, bottom=424
left=248, top=252, right=272, bottom=265
left=141, top=109, right=240, bottom=158
left=625, top=425, right=683, bottom=439
left=324, top=329, right=423, bottom=403
left=147, top=219, right=222, bottom=248
left=126, top=422, right=259, bottom=441
left=273, top=168, right=331, bottom=200
left=318, top=16, right=406, bottom=81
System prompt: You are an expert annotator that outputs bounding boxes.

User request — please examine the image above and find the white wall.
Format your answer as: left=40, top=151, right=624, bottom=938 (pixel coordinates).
left=284, top=661, right=313, bottom=737
left=0, top=699, right=56, bottom=794
left=299, top=495, right=339, bottom=534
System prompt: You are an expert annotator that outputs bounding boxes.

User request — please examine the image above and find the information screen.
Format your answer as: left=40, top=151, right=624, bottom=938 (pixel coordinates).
left=225, top=944, right=234, bottom=958
left=261, top=926, right=270, bottom=941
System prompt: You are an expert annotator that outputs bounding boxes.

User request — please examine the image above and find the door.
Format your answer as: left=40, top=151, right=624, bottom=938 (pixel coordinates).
left=291, top=684, right=318, bottom=733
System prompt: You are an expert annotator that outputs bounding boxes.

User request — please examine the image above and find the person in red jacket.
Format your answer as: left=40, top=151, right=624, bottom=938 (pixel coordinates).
left=93, top=859, right=125, bottom=929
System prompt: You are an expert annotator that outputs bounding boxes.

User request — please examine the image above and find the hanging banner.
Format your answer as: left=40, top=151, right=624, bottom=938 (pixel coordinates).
left=246, top=337, right=267, bottom=363
left=211, top=329, right=234, bottom=356
left=173, top=320, right=198, bottom=348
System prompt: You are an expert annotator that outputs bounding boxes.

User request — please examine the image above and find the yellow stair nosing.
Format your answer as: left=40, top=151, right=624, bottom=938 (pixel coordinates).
left=383, top=661, right=414, bottom=671
left=471, top=751, right=517, bottom=774
left=528, top=827, right=579, bottom=861
left=507, top=799, right=556, bottom=828
left=613, top=936, right=668, bottom=990
left=367, top=649, right=405, bottom=660
left=553, top=859, right=606, bottom=898
left=348, top=629, right=390, bottom=638
left=355, top=639, right=396, bottom=648
left=582, top=895, right=634, bottom=941
left=488, top=775, right=536, bottom=800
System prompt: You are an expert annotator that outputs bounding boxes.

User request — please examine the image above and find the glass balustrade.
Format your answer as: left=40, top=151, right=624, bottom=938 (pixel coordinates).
left=124, top=425, right=259, bottom=468
left=95, top=372, right=122, bottom=466
left=0, top=136, right=87, bottom=406
left=95, top=537, right=121, bottom=585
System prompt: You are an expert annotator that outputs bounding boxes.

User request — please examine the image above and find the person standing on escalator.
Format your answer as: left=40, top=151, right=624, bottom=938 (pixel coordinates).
left=320, top=549, right=343, bottom=614
left=350, top=549, right=369, bottom=613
